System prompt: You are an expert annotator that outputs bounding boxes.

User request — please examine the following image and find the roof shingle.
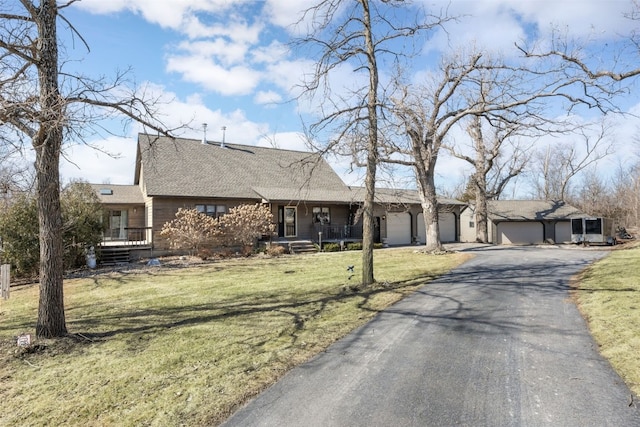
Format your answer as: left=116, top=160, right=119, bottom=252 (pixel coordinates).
left=135, top=134, right=351, bottom=202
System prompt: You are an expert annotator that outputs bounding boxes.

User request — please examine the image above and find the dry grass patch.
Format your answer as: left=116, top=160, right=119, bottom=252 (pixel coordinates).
left=0, top=249, right=469, bottom=426
left=573, top=243, right=640, bottom=397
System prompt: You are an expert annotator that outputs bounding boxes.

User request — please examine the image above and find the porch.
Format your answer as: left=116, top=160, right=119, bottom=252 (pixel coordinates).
left=98, top=227, right=153, bottom=265
left=101, top=227, right=153, bottom=247
left=311, top=223, right=364, bottom=243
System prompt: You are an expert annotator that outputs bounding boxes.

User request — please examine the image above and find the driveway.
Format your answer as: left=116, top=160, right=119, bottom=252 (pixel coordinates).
left=222, top=246, right=640, bottom=427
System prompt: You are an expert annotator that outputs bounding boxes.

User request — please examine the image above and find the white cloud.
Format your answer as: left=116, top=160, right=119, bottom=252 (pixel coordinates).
left=76, top=0, right=235, bottom=34
left=254, top=90, right=283, bottom=105
left=61, top=136, right=137, bottom=185
left=166, top=54, right=261, bottom=95
left=420, top=0, right=636, bottom=55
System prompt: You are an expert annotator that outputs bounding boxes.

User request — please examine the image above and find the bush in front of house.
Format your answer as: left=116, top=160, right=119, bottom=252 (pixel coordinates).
left=161, top=204, right=276, bottom=258
left=345, top=242, right=383, bottom=251
left=323, top=243, right=341, bottom=252
left=220, top=204, right=276, bottom=248
left=266, top=244, right=287, bottom=257
left=161, top=208, right=221, bottom=256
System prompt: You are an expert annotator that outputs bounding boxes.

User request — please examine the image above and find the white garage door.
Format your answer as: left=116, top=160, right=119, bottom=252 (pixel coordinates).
left=417, top=212, right=456, bottom=244
left=497, top=222, right=543, bottom=245
left=555, top=222, right=571, bottom=244
left=386, top=212, right=412, bottom=245
left=439, top=212, right=456, bottom=242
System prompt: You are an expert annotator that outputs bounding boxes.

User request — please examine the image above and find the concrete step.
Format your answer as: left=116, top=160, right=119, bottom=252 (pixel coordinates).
left=288, top=241, right=318, bottom=254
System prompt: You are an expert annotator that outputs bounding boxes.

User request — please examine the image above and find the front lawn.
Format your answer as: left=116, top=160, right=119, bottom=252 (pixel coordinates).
left=0, top=249, right=469, bottom=426
left=573, top=244, right=640, bottom=398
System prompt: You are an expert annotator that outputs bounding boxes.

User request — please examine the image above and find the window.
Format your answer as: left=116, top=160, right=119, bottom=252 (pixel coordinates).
left=195, top=204, right=227, bottom=218
left=585, top=218, right=602, bottom=234
left=469, top=221, right=475, bottom=228
left=313, top=207, right=331, bottom=225
left=99, top=188, right=113, bottom=195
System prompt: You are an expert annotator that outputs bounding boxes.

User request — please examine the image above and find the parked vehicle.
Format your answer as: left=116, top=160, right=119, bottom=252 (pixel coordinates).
left=571, top=217, right=617, bottom=245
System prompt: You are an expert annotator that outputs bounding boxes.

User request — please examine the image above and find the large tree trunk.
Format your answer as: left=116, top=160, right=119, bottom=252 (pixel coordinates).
left=361, top=0, right=377, bottom=286
left=34, top=0, right=67, bottom=338
left=474, top=173, right=489, bottom=243
left=414, top=145, right=442, bottom=252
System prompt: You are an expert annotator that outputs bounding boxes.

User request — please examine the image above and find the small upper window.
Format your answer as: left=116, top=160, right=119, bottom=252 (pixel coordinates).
left=99, top=188, right=113, bottom=195
left=469, top=221, right=475, bottom=228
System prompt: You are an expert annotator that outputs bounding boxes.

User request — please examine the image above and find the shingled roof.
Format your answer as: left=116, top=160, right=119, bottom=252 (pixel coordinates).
left=349, top=186, right=465, bottom=206
left=485, top=200, right=584, bottom=221
left=90, top=184, right=144, bottom=204
left=134, top=134, right=353, bottom=202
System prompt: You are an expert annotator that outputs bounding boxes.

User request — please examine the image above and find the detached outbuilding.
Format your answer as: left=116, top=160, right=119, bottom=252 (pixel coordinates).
left=460, top=200, right=584, bottom=245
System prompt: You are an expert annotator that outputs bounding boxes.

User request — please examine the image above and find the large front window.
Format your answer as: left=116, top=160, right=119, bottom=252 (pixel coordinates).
left=196, top=204, right=227, bottom=218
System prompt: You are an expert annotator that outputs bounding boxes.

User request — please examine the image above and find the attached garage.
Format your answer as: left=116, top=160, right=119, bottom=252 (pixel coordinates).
left=386, top=212, right=412, bottom=245
left=497, top=221, right=543, bottom=245
left=417, top=212, right=457, bottom=244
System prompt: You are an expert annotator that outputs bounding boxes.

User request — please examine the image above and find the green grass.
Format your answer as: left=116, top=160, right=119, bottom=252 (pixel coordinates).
left=573, top=243, right=640, bottom=397
left=0, top=249, right=469, bottom=427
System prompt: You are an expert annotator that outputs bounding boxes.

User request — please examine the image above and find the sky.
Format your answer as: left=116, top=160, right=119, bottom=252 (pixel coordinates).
left=40, top=0, right=640, bottom=195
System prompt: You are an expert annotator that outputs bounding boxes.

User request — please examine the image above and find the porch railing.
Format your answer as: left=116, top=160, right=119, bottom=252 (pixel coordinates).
left=312, top=223, right=363, bottom=241
left=101, top=227, right=152, bottom=246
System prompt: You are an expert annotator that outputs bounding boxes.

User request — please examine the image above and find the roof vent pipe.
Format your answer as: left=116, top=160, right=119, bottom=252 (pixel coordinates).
left=221, top=126, right=226, bottom=148
left=202, top=123, right=208, bottom=144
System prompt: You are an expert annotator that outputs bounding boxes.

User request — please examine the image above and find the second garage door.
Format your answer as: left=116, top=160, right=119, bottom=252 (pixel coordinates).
left=555, top=221, right=571, bottom=244
left=417, top=212, right=457, bottom=243
left=497, top=222, right=543, bottom=245
left=386, top=212, right=412, bottom=245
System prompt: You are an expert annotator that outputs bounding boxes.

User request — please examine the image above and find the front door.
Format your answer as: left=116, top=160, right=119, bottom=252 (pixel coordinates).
left=278, top=206, right=285, bottom=237
left=284, top=206, right=297, bottom=237
left=107, top=210, right=128, bottom=240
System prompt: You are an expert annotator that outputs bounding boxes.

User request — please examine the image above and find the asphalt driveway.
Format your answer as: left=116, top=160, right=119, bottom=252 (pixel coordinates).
left=222, top=246, right=640, bottom=427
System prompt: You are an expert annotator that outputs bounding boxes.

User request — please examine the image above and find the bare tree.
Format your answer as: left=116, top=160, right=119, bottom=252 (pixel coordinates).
left=0, top=1, right=175, bottom=338
left=386, top=38, right=621, bottom=251
left=448, top=115, right=530, bottom=242
left=295, top=0, right=449, bottom=284
left=609, top=160, right=640, bottom=230
left=0, top=150, right=34, bottom=204
left=530, top=121, right=615, bottom=201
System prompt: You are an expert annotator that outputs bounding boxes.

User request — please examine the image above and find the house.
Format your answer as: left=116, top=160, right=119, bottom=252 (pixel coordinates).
left=459, top=200, right=585, bottom=245
left=92, top=133, right=463, bottom=256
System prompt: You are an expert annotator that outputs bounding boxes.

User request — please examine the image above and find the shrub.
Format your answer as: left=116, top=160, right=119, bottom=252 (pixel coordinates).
left=266, top=244, right=286, bottom=257
left=0, top=195, right=39, bottom=276
left=219, top=204, right=275, bottom=247
left=161, top=204, right=276, bottom=257
left=61, top=181, right=105, bottom=269
left=373, top=243, right=383, bottom=249
left=160, top=208, right=221, bottom=255
left=346, top=242, right=362, bottom=251
left=323, top=243, right=341, bottom=252
left=0, top=181, right=104, bottom=277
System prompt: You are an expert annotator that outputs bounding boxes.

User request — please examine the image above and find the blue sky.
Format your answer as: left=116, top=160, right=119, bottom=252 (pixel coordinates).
left=53, top=0, right=640, bottom=195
